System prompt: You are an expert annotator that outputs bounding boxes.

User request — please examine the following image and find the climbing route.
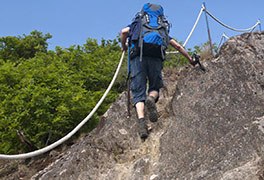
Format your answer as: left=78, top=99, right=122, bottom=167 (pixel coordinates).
left=0, top=2, right=261, bottom=160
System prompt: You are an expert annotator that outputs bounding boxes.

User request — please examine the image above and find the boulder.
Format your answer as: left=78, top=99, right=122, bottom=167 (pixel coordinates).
left=30, top=31, right=264, bottom=180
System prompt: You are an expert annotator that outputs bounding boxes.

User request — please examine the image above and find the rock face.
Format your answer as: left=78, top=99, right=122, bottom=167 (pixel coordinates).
left=26, top=32, right=264, bottom=179
left=159, top=32, right=264, bottom=179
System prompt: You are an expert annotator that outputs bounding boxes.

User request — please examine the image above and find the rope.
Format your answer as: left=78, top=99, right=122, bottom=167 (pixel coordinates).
left=183, top=6, right=205, bottom=47
left=222, top=33, right=229, bottom=39
left=167, top=5, right=261, bottom=55
left=166, top=5, right=205, bottom=54
left=205, top=8, right=261, bottom=33
left=216, top=33, right=229, bottom=52
left=249, top=20, right=261, bottom=33
left=0, top=51, right=125, bottom=160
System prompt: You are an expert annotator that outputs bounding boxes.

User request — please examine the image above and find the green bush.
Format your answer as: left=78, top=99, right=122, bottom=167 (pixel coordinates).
left=0, top=31, right=198, bottom=154
left=0, top=32, right=126, bottom=154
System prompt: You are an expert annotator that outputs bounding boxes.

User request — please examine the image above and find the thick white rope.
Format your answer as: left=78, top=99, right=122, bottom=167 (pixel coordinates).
left=249, top=20, right=261, bottom=33
left=167, top=4, right=261, bottom=55
left=205, top=8, right=261, bottom=32
left=217, top=33, right=230, bottom=52
left=222, top=33, right=229, bottom=39
left=0, top=51, right=125, bottom=160
left=183, top=6, right=205, bottom=47
left=166, top=5, right=204, bottom=54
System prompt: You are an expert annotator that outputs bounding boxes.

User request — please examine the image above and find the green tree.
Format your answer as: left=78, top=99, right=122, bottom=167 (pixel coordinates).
left=0, top=32, right=126, bottom=154
left=0, top=30, right=52, bottom=62
left=164, top=40, right=193, bottom=67
left=193, top=41, right=217, bottom=60
left=2, top=31, right=211, bottom=154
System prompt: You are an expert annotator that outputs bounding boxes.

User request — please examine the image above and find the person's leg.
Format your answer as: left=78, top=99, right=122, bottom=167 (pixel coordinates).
left=135, top=102, right=148, bottom=139
left=145, top=94, right=159, bottom=122
left=148, top=90, right=159, bottom=100
left=145, top=57, right=163, bottom=122
left=130, top=56, right=148, bottom=139
left=135, top=102, right=145, bottom=119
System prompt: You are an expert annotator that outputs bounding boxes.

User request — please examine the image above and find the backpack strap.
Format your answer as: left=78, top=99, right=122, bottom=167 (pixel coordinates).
left=128, top=14, right=141, bottom=43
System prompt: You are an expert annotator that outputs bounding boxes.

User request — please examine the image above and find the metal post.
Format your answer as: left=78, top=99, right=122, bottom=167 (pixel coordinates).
left=203, top=2, right=214, bottom=56
left=259, top=19, right=262, bottom=32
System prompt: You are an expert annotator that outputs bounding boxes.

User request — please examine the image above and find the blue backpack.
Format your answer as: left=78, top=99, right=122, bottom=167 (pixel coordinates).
left=129, top=3, right=170, bottom=60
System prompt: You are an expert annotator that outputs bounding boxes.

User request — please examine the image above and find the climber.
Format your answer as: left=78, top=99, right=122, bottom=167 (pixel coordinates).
left=121, top=3, right=196, bottom=140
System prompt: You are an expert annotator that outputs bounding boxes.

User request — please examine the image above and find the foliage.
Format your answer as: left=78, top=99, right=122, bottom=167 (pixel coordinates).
left=0, top=32, right=126, bottom=154
left=193, top=41, right=217, bottom=60
left=164, top=41, right=193, bottom=67
left=0, top=31, right=205, bottom=154
left=0, top=31, right=52, bottom=62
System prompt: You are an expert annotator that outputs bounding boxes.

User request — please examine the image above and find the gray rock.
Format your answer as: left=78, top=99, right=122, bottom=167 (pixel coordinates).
left=32, top=32, right=264, bottom=180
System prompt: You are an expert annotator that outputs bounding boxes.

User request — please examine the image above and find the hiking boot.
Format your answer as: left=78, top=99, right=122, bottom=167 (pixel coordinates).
left=138, top=118, right=148, bottom=139
left=145, top=96, right=158, bottom=122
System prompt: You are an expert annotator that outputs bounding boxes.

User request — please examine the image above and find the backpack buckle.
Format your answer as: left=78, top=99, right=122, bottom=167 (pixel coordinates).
left=158, top=16, right=162, bottom=25
left=144, top=14, right=150, bottom=23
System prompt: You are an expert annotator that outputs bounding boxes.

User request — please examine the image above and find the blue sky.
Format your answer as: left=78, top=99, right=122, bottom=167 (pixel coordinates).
left=0, top=0, right=263, bottom=50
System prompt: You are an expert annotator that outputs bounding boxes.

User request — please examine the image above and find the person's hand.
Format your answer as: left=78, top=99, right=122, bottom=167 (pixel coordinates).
left=122, top=44, right=128, bottom=52
left=189, top=57, right=197, bottom=66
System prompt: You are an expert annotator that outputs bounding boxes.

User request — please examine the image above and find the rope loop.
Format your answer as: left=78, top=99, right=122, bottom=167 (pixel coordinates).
left=205, top=9, right=260, bottom=33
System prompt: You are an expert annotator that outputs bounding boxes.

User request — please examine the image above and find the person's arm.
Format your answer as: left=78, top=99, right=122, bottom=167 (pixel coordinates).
left=169, top=38, right=195, bottom=66
left=120, top=27, right=130, bottom=52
